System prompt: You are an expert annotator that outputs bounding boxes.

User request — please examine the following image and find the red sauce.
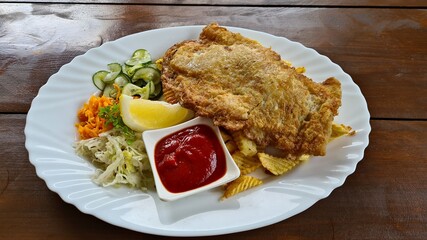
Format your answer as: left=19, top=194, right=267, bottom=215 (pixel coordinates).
left=154, top=124, right=226, bottom=193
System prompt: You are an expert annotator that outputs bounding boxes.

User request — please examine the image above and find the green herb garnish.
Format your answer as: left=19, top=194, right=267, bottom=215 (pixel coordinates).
left=98, top=103, right=136, bottom=142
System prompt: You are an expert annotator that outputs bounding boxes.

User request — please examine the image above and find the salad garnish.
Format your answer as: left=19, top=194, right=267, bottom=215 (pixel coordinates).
left=75, top=48, right=162, bottom=190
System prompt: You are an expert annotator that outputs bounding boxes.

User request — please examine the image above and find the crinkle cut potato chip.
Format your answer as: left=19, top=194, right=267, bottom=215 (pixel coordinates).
left=231, top=151, right=261, bottom=175
left=217, top=122, right=353, bottom=200
left=258, top=152, right=307, bottom=176
left=221, top=175, right=263, bottom=200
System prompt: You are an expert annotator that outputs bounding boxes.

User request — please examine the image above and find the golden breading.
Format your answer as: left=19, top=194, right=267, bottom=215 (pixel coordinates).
left=162, top=23, right=342, bottom=156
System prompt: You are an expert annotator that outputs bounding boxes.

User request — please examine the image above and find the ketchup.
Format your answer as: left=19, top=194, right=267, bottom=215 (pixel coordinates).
left=154, top=124, right=226, bottom=193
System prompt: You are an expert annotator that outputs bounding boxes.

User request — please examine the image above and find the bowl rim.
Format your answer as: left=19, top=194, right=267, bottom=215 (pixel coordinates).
left=142, top=116, right=241, bottom=201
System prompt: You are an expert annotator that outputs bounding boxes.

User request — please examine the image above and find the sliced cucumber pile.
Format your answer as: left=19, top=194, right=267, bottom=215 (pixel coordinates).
left=92, top=49, right=162, bottom=100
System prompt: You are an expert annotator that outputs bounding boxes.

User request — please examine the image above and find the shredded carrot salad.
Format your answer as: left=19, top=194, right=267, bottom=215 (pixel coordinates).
left=76, top=95, right=114, bottom=139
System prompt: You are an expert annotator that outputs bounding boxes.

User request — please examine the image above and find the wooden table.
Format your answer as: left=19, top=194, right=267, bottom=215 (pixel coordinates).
left=1, top=1, right=426, bottom=239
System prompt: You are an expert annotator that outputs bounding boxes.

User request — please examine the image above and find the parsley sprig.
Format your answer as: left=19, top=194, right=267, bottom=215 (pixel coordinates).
left=98, top=103, right=136, bottom=142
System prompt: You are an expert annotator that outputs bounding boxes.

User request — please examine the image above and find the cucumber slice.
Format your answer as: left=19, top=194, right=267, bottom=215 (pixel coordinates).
left=102, top=84, right=117, bottom=98
left=131, top=67, right=161, bottom=84
left=114, top=73, right=130, bottom=88
left=92, top=70, right=108, bottom=90
left=103, top=63, right=122, bottom=83
left=122, top=64, right=143, bottom=78
left=150, top=82, right=163, bottom=100
left=125, top=49, right=151, bottom=66
left=147, top=81, right=155, bottom=95
left=108, top=62, right=122, bottom=73
left=133, top=79, right=147, bottom=88
left=122, top=83, right=150, bottom=100
left=132, top=49, right=150, bottom=58
left=144, top=62, right=158, bottom=69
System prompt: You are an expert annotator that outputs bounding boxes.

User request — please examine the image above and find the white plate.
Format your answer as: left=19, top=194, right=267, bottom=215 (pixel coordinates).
left=25, top=25, right=370, bottom=236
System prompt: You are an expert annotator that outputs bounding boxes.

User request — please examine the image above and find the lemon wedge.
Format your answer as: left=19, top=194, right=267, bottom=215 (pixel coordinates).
left=119, top=94, right=194, bottom=132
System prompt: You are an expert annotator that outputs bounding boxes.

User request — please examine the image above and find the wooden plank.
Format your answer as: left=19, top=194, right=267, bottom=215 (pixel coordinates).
left=0, top=0, right=427, bottom=7
left=1, top=115, right=426, bottom=239
left=1, top=4, right=426, bottom=118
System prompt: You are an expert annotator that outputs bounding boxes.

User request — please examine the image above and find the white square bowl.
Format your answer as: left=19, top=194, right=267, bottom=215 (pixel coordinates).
left=142, top=117, right=241, bottom=201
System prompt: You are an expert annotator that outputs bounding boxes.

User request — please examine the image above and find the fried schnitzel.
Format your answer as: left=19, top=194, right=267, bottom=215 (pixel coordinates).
left=161, top=23, right=341, bottom=156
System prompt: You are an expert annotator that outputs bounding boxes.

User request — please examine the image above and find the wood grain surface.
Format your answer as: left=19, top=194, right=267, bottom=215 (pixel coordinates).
left=1, top=0, right=427, bottom=7
left=0, top=1, right=426, bottom=239
left=1, top=4, right=426, bottom=118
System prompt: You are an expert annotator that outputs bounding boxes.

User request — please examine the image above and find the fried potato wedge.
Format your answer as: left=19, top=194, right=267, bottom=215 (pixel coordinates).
left=225, top=140, right=238, bottom=154
left=220, top=129, right=233, bottom=143
left=231, top=131, right=257, bottom=157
